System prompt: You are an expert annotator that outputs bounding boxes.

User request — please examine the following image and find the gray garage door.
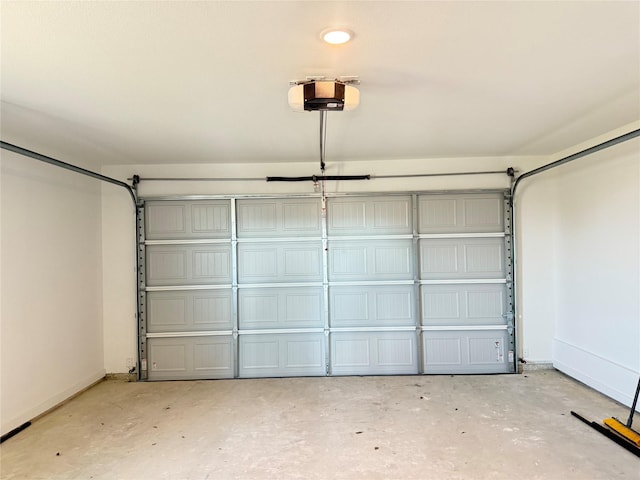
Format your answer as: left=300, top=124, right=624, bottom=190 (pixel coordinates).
left=137, top=192, right=513, bottom=380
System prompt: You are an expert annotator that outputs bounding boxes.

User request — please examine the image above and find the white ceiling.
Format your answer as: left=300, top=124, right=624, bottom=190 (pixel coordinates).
left=1, top=1, right=639, bottom=167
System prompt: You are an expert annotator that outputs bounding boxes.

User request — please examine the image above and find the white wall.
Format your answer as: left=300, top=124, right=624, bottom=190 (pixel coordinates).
left=549, top=137, right=639, bottom=408
left=101, top=182, right=137, bottom=375
left=1, top=150, right=105, bottom=435
left=517, top=126, right=640, bottom=408
left=517, top=177, right=558, bottom=365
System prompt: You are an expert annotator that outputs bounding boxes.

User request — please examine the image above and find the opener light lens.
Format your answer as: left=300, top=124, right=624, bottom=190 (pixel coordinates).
left=322, top=29, right=352, bottom=45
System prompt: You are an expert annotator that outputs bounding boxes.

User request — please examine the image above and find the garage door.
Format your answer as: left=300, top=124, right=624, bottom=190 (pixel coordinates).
left=137, top=192, right=514, bottom=380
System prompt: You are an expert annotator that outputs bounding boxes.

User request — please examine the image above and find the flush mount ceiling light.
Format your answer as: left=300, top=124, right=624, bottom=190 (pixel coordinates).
left=321, top=28, right=353, bottom=45
left=288, top=79, right=360, bottom=112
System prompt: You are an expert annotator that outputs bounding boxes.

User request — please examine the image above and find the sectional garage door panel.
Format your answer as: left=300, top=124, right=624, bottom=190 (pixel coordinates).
left=147, top=290, right=233, bottom=332
left=148, top=336, right=234, bottom=380
left=140, top=191, right=514, bottom=380
left=328, top=196, right=413, bottom=236
left=328, top=240, right=414, bottom=282
left=418, top=194, right=504, bottom=234
left=330, top=285, right=415, bottom=328
left=146, top=200, right=231, bottom=240
left=146, top=244, right=233, bottom=286
left=422, top=330, right=510, bottom=374
left=239, top=333, right=326, bottom=378
left=238, top=242, right=323, bottom=284
left=237, top=198, right=322, bottom=238
left=239, top=287, right=324, bottom=329
left=331, top=331, right=418, bottom=376
left=419, top=238, right=505, bottom=280
left=421, top=284, right=506, bottom=326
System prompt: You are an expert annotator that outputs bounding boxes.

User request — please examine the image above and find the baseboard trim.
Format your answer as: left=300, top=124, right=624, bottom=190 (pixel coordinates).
left=553, top=338, right=639, bottom=410
left=1, top=369, right=106, bottom=437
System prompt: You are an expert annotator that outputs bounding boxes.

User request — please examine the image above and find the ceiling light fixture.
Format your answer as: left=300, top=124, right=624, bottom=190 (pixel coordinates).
left=322, top=28, right=352, bottom=45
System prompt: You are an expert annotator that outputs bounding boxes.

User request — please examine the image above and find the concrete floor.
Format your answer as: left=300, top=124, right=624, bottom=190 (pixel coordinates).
left=1, top=370, right=638, bottom=480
